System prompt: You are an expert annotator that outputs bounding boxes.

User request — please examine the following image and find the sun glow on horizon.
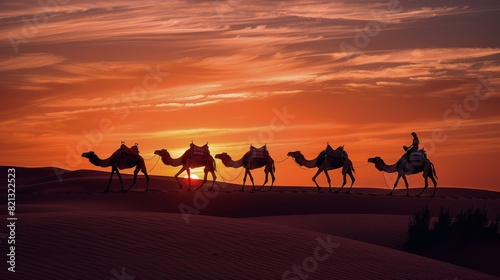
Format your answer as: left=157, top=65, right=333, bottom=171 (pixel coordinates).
left=184, top=174, right=200, bottom=180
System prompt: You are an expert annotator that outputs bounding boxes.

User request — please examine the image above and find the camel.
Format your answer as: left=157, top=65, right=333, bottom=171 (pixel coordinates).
left=81, top=149, right=150, bottom=192
left=367, top=155, right=438, bottom=197
left=287, top=149, right=355, bottom=193
left=153, top=148, right=217, bottom=191
left=215, top=150, right=275, bottom=192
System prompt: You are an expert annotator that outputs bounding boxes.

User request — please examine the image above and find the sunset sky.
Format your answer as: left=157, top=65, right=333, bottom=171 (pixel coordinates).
left=1, top=0, right=499, bottom=190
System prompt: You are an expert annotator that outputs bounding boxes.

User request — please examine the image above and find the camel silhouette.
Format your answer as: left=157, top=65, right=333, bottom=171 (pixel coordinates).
left=215, top=146, right=275, bottom=192
left=368, top=154, right=438, bottom=197
left=154, top=147, right=217, bottom=191
left=288, top=147, right=355, bottom=193
left=81, top=149, right=150, bottom=192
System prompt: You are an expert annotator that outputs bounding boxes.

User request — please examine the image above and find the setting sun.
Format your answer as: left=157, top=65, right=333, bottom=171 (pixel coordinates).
left=184, top=174, right=199, bottom=180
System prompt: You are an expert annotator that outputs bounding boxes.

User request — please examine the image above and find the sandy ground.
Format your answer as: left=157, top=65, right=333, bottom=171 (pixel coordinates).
left=1, top=166, right=499, bottom=279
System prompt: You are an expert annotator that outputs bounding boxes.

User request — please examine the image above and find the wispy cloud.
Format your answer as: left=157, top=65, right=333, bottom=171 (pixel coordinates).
left=0, top=53, right=65, bottom=71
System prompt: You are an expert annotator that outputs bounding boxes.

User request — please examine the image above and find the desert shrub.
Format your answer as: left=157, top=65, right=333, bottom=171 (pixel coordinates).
left=434, top=207, right=452, bottom=238
left=407, top=206, right=499, bottom=250
left=488, top=215, right=500, bottom=235
left=454, top=207, right=489, bottom=242
left=407, top=205, right=432, bottom=248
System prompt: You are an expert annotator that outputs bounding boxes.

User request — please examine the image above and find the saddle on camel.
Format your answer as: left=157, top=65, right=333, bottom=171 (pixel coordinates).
left=116, top=142, right=140, bottom=158
left=242, top=144, right=270, bottom=167
left=325, top=144, right=348, bottom=160
left=187, top=141, right=210, bottom=158
left=401, top=147, right=427, bottom=167
left=249, top=144, right=270, bottom=159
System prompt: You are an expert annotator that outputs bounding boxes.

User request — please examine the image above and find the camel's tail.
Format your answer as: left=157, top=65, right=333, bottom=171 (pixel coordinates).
left=271, top=160, right=276, bottom=173
left=346, top=158, right=355, bottom=173
left=430, top=162, right=438, bottom=180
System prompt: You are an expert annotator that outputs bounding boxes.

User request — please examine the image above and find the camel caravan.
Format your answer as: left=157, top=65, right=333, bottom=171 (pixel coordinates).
left=81, top=132, right=438, bottom=197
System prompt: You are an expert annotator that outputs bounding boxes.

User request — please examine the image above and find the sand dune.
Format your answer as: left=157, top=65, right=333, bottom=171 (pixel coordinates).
left=1, top=166, right=499, bottom=279
left=3, top=212, right=497, bottom=280
left=248, top=214, right=410, bottom=249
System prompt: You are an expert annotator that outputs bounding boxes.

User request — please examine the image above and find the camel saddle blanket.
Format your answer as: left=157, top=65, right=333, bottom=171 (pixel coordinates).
left=408, top=149, right=426, bottom=165
left=325, top=145, right=348, bottom=159
left=190, top=142, right=210, bottom=157
left=116, top=144, right=139, bottom=157
left=250, top=145, right=269, bottom=159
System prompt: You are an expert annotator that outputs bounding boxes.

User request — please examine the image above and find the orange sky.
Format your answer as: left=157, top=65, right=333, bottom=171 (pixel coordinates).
left=1, top=0, right=499, bottom=190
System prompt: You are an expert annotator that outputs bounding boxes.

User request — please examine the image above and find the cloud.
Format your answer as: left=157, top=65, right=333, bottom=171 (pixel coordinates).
left=0, top=53, right=65, bottom=71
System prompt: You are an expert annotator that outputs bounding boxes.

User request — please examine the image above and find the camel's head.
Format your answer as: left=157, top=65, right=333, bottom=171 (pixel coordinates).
left=215, top=153, right=228, bottom=160
left=154, top=149, right=168, bottom=156
left=287, top=151, right=302, bottom=158
left=81, top=151, right=95, bottom=158
left=368, top=157, right=384, bottom=171
left=367, top=157, right=381, bottom=163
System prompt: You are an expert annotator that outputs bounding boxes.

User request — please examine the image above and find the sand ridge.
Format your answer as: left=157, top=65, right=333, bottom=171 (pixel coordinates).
left=1, top=166, right=499, bottom=279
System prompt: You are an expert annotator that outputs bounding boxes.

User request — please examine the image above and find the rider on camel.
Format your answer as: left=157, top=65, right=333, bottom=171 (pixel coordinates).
left=403, top=132, right=419, bottom=162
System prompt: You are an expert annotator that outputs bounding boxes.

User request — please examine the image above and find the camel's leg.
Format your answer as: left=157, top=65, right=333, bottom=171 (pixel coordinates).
left=208, top=168, right=217, bottom=191
left=105, top=168, right=115, bottom=192
left=241, top=169, right=248, bottom=192
left=127, top=165, right=141, bottom=192
left=141, top=165, right=150, bottom=191
left=312, top=168, right=323, bottom=191
left=143, top=171, right=150, bottom=191
left=336, top=167, right=348, bottom=193
left=417, top=173, right=428, bottom=197
left=196, top=170, right=209, bottom=191
left=346, top=168, right=356, bottom=194
left=186, top=168, right=192, bottom=191
left=115, top=169, right=124, bottom=192
left=420, top=171, right=437, bottom=198
left=174, top=167, right=187, bottom=190
left=402, top=175, right=410, bottom=196
left=430, top=174, right=437, bottom=198
left=248, top=170, right=256, bottom=191
left=324, top=170, right=332, bottom=192
left=269, top=169, right=275, bottom=191
left=389, top=174, right=401, bottom=195
left=258, top=170, right=269, bottom=191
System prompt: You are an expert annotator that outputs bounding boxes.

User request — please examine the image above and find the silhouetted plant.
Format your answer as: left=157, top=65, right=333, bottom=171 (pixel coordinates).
left=434, top=207, right=452, bottom=238
left=454, top=207, right=490, bottom=243
left=488, top=215, right=500, bottom=235
left=407, top=206, right=499, bottom=250
left=408, top=205, right=432, bottom=248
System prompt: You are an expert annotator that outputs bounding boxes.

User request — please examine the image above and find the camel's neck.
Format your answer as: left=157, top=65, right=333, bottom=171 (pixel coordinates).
left=222, top=155, right=244, bottom=168
left=293, top=155, right=318, bottom=168
left=89, top=154, right=112, bottom=168
left=160, top=154, right=183, bottom=167
left=376, top=160, right=398, bottom=173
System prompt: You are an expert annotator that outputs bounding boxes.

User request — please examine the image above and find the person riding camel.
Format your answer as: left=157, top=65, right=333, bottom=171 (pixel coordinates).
left=402, top=132, right=419, bottom=162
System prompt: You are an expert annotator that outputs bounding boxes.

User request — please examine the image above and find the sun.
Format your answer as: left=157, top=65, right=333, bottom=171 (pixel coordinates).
left=184, top=174, right=199, bottom=180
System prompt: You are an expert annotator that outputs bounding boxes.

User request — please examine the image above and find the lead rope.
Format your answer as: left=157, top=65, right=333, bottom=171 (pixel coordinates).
left=217, top=167, right=244, bottom=183
left=147, top=156, right=161, bottom=173
left=274, top=156, right=290, bottom=163
left=143, top=154, right=158, bottom=161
